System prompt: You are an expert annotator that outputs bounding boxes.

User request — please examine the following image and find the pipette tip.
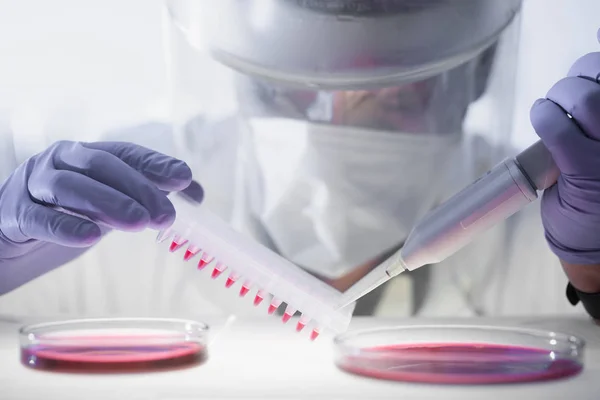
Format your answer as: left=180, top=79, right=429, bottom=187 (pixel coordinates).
left=156, top=228, right=172, bottom=243
left=169, top=240, right=187, bottom=252
left=310, top=329, right=320, bottom=341
left=338, top=256, right=406, bottom=307
left=184, top=247, right=200, bottom=261
left=239, top=285, right=250, bottom=297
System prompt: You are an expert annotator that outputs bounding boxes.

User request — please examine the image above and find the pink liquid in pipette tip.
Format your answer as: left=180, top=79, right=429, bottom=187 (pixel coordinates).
left=254, top=290, right=267, bottom=306
left=337, top=343, right=583, bottom=384
left=22, top=340, right=207, bottom=373
left=225, top=273, right=239, bottom=288
left=296, top=316, right=310, bottom=332
left=169, top=239, right=187, bottom=253
left=211, top=262, right=227, bottom=279
left=197, top=254, right=214, bottom=270
left=183, top=245, right=200, bottom=261
left=310, top=329, right=320, bottom=341
left=239, top=285, right=251, bottom=297
left=282, top=306, right=296, bottom=323
left=268, top=298, right=282, bottom=315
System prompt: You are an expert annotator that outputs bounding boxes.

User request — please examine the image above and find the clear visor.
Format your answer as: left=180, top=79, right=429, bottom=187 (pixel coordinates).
left=166, top=0, right=522, bottom=90
left=233, top=51, right=489, bottom=134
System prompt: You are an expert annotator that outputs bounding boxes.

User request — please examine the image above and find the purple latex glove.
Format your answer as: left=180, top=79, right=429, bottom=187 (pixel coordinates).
left=0, top=141, right=203, bottom=294
left=530, top=30, right=600, bottom=265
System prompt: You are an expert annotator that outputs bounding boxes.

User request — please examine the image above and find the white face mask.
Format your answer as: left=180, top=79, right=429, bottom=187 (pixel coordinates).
left=243, top=117, right=462, bottom=279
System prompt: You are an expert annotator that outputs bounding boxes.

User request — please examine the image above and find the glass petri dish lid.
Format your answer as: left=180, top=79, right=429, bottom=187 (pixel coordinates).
left=334, top=325, right=585, bottom=385
left=20, top=317, right=209, bottom=373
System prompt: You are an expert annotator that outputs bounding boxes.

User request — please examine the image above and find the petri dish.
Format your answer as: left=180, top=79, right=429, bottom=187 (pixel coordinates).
left=334, top=325, right=585, bottom=385
left=20, top=318, right=209, bottom=373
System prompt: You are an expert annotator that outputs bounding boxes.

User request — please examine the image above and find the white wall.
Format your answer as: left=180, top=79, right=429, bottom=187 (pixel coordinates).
left=512, top=0, right=600, bottom=149
left=0, top=0, right=170, bottom=160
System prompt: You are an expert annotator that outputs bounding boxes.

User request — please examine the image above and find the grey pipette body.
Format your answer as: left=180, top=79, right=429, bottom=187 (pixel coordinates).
left=340, top=140, right=559, bottom=307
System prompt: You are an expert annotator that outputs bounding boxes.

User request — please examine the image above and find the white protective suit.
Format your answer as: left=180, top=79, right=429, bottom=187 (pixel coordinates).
left=0, top=0, right=597, bottom=320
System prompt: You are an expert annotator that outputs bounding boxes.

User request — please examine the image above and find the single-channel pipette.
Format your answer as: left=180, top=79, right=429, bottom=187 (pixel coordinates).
left=339, top=140, right=559, bottom=307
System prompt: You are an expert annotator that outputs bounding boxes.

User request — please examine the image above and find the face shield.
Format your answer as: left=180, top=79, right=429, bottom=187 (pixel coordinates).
left=162, top=0, right=523, bottom=283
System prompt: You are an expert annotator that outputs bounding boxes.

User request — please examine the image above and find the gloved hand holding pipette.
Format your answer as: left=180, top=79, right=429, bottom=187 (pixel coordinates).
left=531, top=52, right=600, bottom=266
left=341, top=30, right=600, bottom=311
left=0, top=140, right=203, bottom=295
left=530, top=32, right=600, bottom=319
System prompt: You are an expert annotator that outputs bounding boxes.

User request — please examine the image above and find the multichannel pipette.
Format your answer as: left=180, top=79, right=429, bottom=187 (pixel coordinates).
left=157, top=193, right=356, bottom=340
left=339, top=140, right=559, bottom=307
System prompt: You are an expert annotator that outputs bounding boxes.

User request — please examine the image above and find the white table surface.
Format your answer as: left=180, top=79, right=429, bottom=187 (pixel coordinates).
left=0, top=315, right=599, bottom=399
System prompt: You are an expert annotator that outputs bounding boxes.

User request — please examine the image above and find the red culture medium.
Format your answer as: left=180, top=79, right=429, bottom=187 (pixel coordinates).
left=337, top=342, right=583, bottom=384
left=21, top=338, right=206, bottom=373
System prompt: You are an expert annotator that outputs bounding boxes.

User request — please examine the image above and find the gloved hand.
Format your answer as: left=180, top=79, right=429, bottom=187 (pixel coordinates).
left=0, top=141, right=203, bottom=294
left=530, top=31, right=600, bottom=266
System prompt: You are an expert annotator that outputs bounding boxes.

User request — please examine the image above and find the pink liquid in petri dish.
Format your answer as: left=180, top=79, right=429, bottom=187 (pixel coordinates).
left=337, top=343, right=583, bottom=384
left=21, top=338, right=207, bottom=373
